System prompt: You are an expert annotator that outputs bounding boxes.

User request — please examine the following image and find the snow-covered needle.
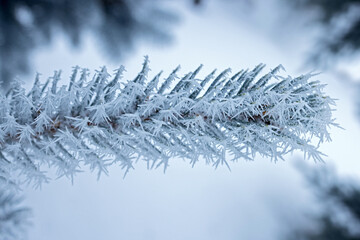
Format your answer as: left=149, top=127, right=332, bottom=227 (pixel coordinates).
left=0, top=57, right=337, bottom=188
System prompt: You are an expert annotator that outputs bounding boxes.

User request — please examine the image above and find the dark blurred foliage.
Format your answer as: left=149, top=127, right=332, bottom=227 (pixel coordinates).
left=0, top=0, right=176, bottom=90
left=295, top=0, right=360, bottom=65
left=287, top=165, right=360, bottom=240
left=0, top=189, right=31, bottom=239
left=291, top=1, right=360, bottom=124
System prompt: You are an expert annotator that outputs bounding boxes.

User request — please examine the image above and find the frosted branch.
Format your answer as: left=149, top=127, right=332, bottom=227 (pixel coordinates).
left=0, top=57, right=337, bottom=188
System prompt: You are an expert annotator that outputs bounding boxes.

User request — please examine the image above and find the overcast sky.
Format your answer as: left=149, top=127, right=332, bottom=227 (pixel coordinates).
left=22, top=1, right=360, bottom=239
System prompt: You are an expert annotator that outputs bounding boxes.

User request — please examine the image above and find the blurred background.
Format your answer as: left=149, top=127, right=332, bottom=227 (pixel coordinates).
left=1, top=0, right=360, bottom=239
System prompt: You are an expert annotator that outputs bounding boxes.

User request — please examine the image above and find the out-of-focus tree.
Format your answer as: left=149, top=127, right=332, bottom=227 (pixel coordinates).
left=0, top=0, right=176, bottom=90
left=286, top=0, right=360, bottom=124
left=294, top=0, right=360, bottom=65
left=286, top=164, right=360, bottom=240
left=0, top=188, right=31, bottom=240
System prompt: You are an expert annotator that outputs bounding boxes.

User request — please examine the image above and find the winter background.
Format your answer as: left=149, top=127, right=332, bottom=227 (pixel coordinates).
left=2, top=0, right=360, bottom=239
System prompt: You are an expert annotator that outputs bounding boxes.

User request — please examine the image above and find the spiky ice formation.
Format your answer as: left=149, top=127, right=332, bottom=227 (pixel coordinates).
left=0, top=57, right=336, bottom=187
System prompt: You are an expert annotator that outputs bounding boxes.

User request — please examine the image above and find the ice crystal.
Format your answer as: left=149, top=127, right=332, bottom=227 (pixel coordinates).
left=0, top=57, right=336, bottom=188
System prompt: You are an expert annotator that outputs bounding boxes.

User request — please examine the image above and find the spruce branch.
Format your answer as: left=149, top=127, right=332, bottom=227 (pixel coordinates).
left=0, top=57, right=336, bottom=188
